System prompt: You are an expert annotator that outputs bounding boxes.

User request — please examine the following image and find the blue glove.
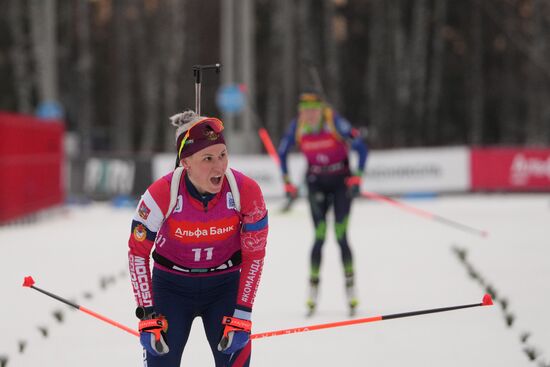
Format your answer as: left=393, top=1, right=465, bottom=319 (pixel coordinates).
left=137, top=307, right=169, bottom=356
left=217, top=316, right=251, bottom=354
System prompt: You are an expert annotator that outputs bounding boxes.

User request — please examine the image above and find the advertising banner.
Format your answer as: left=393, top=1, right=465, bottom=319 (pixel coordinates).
left=362, top=147, right=470, bottom=195
left=68, top=155, right=151, bottom=200
left=471, top=148, right=550, bottom=191
left=153, top=147, right=470, bottom=198
left=0, top=112, right=64, bottom=222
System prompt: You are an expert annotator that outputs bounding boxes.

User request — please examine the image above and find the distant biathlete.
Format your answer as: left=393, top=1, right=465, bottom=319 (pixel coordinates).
left=128, top=111, right=268, bottom=366
left=278, top=92, right=368, bottom=316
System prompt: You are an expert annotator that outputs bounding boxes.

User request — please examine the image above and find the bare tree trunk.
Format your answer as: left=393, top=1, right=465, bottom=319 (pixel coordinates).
left=76, top=0, right=94, bottom=157
left=499, top=51, right=522, bottom=144
left=112, top=0, right=133, bottom=153
left=135, top=2, right=162, bottom=153
left=535, top=1, right=550, bottom=144
left=297, top=0, right=319, bottom=89
left=162, top=0, right=186, bottom=151
left=323, top=0, right=341, bottom=108
left=8, top=0, right=33, bottom=113
left=410, top=0, right=429, bottom=145
left=238, top=0, right=259, bottom=152
left=497, top=2, right=520, bottom=144
left=469, top=0, right=484, bottom=145
left=265, top=1, right=285, bottom=142
left=30, top=0, right=59, bottom=105
left=366, top=0, right=388, bottom=146
left=281, top=0, right=296, bottom=135
left=525, top=0, right=547, bottom=146
left=426, top=0, right=447, bottom=145
left=535, top=0, right=550, bottom=147
left=389, top=0, right=409, bottom=146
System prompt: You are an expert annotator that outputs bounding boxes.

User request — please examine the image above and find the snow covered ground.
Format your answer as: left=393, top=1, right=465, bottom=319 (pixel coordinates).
left=1, top=194, right=549, bottom=366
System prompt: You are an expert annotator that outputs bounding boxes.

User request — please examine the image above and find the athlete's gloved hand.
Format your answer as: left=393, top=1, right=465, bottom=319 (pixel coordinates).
left=283, top=175, right=298, bottom=200
left=217, top=316, right=252, bottom=354
left=346, top=172, right=363, bottom=198
left=137, top=307, right=169, bottom=356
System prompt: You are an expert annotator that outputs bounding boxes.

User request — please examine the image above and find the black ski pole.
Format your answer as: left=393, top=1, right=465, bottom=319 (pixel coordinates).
left=252, top=294, right=494, bottom=339
left=23, top=276, right=139, bottom=337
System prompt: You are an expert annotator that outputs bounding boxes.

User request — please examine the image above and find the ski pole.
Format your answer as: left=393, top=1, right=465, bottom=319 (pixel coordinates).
left=251, top=294, right=493, bottom=339
left=258, top=128, right=280, bottom=165
left=192, top=63, right=221, bottom=115
left=258, top=128, right=297, bottom=212
left=22, top=276, right=139, bottom=337
left=361, top=190, right=488, bottom=238
left=23, top=276, right=492, bottom=341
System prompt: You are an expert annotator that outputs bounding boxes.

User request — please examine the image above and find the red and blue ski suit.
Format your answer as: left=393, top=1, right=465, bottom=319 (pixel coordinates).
left=128, top=168, right=268, bottom=366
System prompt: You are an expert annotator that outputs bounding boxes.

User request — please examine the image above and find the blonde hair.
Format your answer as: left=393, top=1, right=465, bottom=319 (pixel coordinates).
left=169, top=110, right=208, bottom=144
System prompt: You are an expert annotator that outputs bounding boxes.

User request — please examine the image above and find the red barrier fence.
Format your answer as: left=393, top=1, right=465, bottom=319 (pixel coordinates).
left=0, top=112, right=64, bottom=223
left=471, top=148, right=550, bottom=191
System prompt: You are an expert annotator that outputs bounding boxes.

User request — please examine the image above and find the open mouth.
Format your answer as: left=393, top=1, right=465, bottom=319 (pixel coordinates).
left=210, top=175, right=222, bottom=186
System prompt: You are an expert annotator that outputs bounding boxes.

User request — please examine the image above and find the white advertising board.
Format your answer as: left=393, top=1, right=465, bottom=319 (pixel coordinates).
left=152, top=153, right=293, bottom=198
left=152, top=147, right=470, bottom=198
left=361, top=147, right=470, bottom=194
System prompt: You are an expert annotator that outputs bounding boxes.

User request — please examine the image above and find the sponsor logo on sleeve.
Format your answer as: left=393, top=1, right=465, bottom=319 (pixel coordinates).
left=129, top=255, right=153, bottom=307
left=226, top=192, right=236, bottom=209
left=138, top=202, right=151, bottom=220
left=133, top=224, right=147, bottom=242
left=241, top=259, right=262, bottom=304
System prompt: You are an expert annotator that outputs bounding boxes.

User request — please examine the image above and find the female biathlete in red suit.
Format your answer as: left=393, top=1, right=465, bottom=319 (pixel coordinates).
left=128, top=111, right=268, bottom=366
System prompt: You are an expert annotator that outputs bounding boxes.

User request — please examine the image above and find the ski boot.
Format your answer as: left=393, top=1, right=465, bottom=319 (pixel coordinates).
left=345, top=274, right=358, bottom=317
left=306, top=277, right=320, bottom=317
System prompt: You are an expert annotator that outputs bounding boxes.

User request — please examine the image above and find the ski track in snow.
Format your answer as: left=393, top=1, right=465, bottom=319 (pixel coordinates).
left=1, top=194, right=549, bottom=366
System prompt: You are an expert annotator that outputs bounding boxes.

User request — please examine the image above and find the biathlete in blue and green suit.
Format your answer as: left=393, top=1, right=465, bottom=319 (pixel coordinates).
left=277, top=92, right=368, bottom=316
